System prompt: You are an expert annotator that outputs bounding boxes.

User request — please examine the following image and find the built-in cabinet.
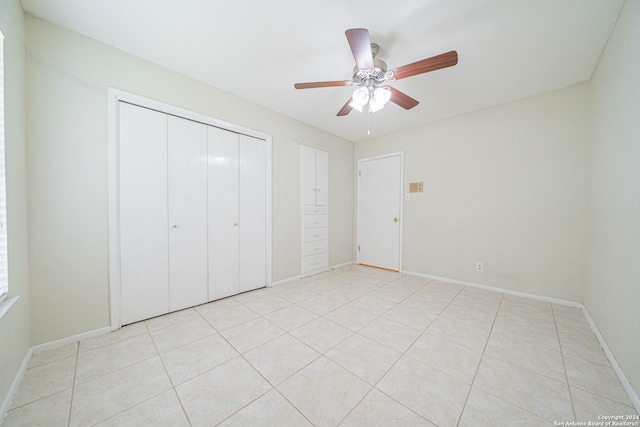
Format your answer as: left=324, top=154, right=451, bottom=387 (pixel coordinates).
left=118, top=102, right=268, bottom=325
left=300, top=146, right=329, bottom=276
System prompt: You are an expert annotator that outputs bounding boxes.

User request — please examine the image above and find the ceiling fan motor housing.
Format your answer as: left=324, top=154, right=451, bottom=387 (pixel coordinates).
left=352, top=58, right=388, bottom=84
left=352, top=43, right=386, bottom=84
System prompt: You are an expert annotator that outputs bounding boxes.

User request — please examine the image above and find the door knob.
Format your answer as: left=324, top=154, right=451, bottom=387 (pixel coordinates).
left=393, top=217, right=399, bottom=222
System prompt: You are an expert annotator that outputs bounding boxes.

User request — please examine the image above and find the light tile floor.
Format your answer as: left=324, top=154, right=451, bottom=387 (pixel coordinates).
left=3, top=265, right=638, bottom=426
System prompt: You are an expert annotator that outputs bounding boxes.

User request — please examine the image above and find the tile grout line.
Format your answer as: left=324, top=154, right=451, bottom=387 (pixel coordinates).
left=66, top=342, right=80, bottom=427
left=240, top=270, right=407, bottom=425
left=207, top=302, right=322, bottom=426
left=552, top=303, right=579, bottom=422
left=144, top=318, right=194, bottom=427
left=323, top=278, right=407, bottom=425
left=455, top=292, right=504, bottom=427
left=458, top=299, right=577, bottom=424
left=101, top=321, right=187, bottom=424
left=209, top=270, right=384, bottom=424
left=314, top=273, right=421, bottom=357
left=194, top=303, right=282, bottom=425
left=324, top=273, right=415, bottom=426
left=336, top=278, right=456, bottom=426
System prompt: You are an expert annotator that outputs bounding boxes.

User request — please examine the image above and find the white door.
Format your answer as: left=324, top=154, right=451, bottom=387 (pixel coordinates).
left=208, top=126, right=240, bottom=300
left=239, top=135, right=266, bottom=292
left=357, top=154, right=402, bottom=271
left=315, top=150, right=329, bottom=206
left=119, top=103, right=169, bottom=324
left=168, top=116, right=208, bottom=311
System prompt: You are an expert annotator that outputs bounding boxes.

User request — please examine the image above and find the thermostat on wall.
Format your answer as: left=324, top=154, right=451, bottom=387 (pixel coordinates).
left=409, top=182, right=424, bottom=193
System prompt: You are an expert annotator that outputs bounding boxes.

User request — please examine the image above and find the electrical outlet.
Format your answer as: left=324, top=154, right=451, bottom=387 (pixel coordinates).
left=475, top=262, right=484, bottom=273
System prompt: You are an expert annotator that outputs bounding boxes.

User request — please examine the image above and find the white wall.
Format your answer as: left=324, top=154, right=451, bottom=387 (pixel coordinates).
left=585, top=0, right=640, bottom=398
left=25, top=15, right=354, bottom=344
left=19, top=1, right=639, bottom=402
left=0, top=0, right=31, bottom=412
left=355, top=83, right=590, bottom=301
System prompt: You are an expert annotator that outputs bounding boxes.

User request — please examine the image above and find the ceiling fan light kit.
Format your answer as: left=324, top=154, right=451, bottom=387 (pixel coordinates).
left=349, top=84, right=391, bottom=113
left=294, top=28, right=458, bottom=124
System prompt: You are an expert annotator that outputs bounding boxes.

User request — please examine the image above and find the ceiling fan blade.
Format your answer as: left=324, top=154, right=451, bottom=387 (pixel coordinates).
left=345, top=28, right=374, bottom=70
left=294, top=80, right=350, bottom=89
left=337, top=98, right=353, bottom=116
left=390, top=50, right=458, bottom=80
left=389, top=87, right=419, bottom=110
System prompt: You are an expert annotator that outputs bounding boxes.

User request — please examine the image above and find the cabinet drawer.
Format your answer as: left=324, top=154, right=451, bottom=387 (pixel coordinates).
left=303, top=227, right=328, bottom=242
left=303, top=240, right=328, bottom=256
left=303, top=253, right=328, bottom=273
left=304, top=205, right=328, bottom=215
left=303, top=215, right=328, bottom=229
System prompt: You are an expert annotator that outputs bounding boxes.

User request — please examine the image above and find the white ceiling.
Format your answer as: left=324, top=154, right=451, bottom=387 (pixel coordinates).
left=21, top=0, right=625, bottom=142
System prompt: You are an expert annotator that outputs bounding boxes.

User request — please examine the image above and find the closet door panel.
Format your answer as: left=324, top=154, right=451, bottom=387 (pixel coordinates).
left=239, top=135, right=266, bottom=292
left=168, top=116, right=209, bottom=311
left=208, top=127, right=240, bottom=300
left=300, top=147, right=316, bottom=205
left=315, top=150, right=329, bottom=206
left=119, top=103, right=169, bottom=324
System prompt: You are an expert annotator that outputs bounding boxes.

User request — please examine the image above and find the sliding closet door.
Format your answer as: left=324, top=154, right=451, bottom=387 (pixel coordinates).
left=119, top=103, right=169, bottom=324
left=239, top=135, right=266, bottom=292
left=208, top=126, right=240, bottom=300
left=168, top=116, right=208, bottom=311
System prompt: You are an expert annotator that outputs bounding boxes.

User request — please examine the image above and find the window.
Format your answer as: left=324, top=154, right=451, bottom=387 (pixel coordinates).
left=0, top=31, right=8, bottom=305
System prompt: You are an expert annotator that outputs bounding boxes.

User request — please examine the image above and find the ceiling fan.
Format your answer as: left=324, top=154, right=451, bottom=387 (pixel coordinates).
left=294, top=28, right=458, bottom=116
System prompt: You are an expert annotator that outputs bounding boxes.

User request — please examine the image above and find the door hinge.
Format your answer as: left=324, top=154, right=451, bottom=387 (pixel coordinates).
left=358, top=170, right=361, bottom=177
left=358, top=245, right=360, bottom=252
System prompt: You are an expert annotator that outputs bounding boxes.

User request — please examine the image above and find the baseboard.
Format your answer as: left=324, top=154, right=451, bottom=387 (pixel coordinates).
left=402, top=269, right=639, bottom=413
left=0, top=326, right=112, bottom=422
left=581, top=307, right=640, bottom=413
left=269, top=275, right=301, bottom=287
left=402, top=270, right=583, bottom=308
left=270, top=261, right=356, bottom=286
left=30, top=326, right=112, bottom=354
left=330, top=261, right=356, bottom=270
left=0, top=346, right=33, bottom=423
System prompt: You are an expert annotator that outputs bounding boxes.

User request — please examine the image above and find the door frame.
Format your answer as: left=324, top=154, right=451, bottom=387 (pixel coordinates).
left=107, top=88, right=273, bottom=330
left=356, top=152, right=404, bottom=271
